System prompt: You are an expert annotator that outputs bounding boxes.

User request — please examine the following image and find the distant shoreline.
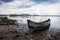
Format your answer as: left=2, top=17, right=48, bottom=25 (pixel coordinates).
left=0, top=15, right=60, bottom=17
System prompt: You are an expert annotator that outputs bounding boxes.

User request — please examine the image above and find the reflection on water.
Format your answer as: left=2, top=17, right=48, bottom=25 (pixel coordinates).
left=8, top=16, right=60, bottom=31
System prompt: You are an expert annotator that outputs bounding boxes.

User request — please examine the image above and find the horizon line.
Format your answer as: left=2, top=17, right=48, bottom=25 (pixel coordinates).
left=0, top=15, right=60, bottom=17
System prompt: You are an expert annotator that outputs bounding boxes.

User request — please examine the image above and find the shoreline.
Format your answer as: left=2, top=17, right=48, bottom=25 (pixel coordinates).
left=0, top=25, right=60, bottom=40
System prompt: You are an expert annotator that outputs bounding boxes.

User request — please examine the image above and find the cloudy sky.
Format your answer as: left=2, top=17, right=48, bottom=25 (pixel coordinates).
left=0, top=0, right=60, bottom=15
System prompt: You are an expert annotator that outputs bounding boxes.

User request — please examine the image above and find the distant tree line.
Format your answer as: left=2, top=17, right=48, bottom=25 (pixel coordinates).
left=9, top=14, right=39, bottom=16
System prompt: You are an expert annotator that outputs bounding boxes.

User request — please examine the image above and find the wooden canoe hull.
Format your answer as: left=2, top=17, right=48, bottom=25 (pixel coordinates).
left=27, top=19, right=50, bottom=33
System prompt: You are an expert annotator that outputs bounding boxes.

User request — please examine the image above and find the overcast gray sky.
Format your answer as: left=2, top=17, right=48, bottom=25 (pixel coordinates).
left=0, top=0, right=60, bottom=15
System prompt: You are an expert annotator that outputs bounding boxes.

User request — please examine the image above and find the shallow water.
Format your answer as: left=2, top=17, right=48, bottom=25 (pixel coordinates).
left=8, top=16, right=60, bottom=31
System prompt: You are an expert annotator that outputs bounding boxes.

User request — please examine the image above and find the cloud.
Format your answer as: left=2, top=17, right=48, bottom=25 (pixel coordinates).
left=0, top=0, right=36, bottom=9
left=0, top=1, right=2, bottom=5
left=0, top=3, right=60, bottom=15
left=17, top=0, right=36, bottom=8
left=0, top=0, right=14, bottom=3
left=22, top=3, right=60, bottom=15
left=0, top=0, right=60, bottom=15
left=31, top=0, right=57, bottom=4
left=18, top=5, right=31, bottom=8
